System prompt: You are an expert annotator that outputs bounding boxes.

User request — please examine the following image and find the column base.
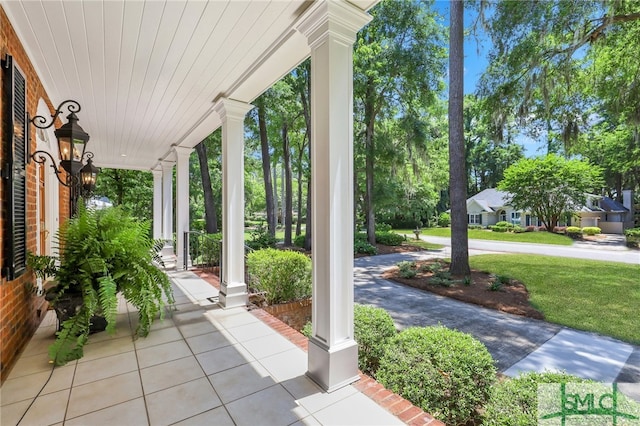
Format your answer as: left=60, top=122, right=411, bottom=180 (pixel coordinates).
left=218, top=281, right=248, bottom=309
left=307, top=337, right=359, bottom=392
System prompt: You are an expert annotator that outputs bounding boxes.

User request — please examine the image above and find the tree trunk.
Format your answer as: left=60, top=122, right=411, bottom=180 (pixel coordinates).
left=364, top=80, right=377, bottom=245
left=299, top=63, right=312, bottom=251
left=195, top=141, right=218, bottom=233
left=296, top=149, right=304, bottom=237
left=283, top=122, right=293, bottom=246
left=448, top=0, right=470, bottom=276
left=256, top=99, right=276, bottom=237
left=273, top=162, right=279, bottom=225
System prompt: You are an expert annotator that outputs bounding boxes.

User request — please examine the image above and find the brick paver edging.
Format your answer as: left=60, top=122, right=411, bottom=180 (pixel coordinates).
left=250, top=308, right=445, bottom=426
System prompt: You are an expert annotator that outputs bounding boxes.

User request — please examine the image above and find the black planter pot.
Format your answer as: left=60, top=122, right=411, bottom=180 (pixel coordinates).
left=46, top=290, right=108, bottom=334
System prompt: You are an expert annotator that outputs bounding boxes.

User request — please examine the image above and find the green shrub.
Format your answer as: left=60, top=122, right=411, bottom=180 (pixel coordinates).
left=492, top=226, right=508, bottom=233
left=354, top=240, right=377, bottom=255
left=468, top=224, right=483, bottom=230
left=397, top=261, right=417, bottom=278
left=483, top=372, right=590, bottom=426
left=293, top=234, right=306, bottom=248
left=488, top=281, right=503, bottom=291
left=377, top=326, right=496, bottom=425
left=354, top=232, right=368, bottom=242
left=495, top=221, right=515, bottom=229
left=581, top=226, right=601, bottom=235
left=301, top=321, right=312, bottom=338
left=437, top=212, right=451, bottom=227
left=377, top=223, right=392, bottom=232
left=566, top=226, right=582, bottom=239
left=375, top=231, right=404, bottom=246
left=353, top=304, right=397, bottom=377
left=200, top=233, right=222, bottom=265
left=513, top=225, right=525, bottom=233
left=301, top=304, right=397, bottom=377
left=246, top=248, right=311, bottom=304
left=625, top=227, right=640, bottom=248
left=246, top=222, right=278, bottom=250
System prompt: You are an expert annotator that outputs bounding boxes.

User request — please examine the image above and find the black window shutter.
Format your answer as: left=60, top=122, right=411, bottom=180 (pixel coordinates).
left=2, top=54, right=28, bottom=281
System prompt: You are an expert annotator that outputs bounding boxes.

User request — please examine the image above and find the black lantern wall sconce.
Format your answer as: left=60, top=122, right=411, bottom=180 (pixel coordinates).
left=29, top=100, right=99, bottom=215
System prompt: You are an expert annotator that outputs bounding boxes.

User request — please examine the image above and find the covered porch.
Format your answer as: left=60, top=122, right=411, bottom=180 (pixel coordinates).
left=2, top=0, right=378, bottom=393
left=1, top=270, right=436, bottom=425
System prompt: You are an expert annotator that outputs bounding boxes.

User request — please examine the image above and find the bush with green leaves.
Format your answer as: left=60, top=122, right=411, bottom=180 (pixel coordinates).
left=375, top=231, right=404, bottom=246
left=492, top=225, right=508, bottom=233
left=246, top=248, right=311, bottom=304
left=468, top=224, right=483, bottom=230
left=565, top=226, right=582, bottom=239
left=354, top=234, right=377, bottom=255
left=377, top=326, right=496, bottom=425
left=29, top=205, right=173, bottom=365
left=495, top=221, right=515, bottom=229
left=246, top=222, right=278, bottom=250
left=437, top=212, right=451, bottom=227
left=625, top=227, right=640, bottom=248
left=397, top=261, right=417, bottom=278
left=201, top=232, right=222, bottom=265
left=581, top=226, right=601, bottom=235
left=353, top=304, right=397, bottom=377
left=302, top=304, right=396, bottom=377
left=512, top=225, right=525, bottom=233
left=294, top=234, right=306, bottom=248
left=483, top=372, right=591, bottom=425
left=377, top=223, right=392, bottom=232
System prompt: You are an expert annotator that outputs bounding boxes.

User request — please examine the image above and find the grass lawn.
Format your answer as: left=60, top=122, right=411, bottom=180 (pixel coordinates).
left=400, top=227, right=575, bottom=246
left=470, top=254, right=640, bottom=344
left=401, top=238, right=443, bottom=251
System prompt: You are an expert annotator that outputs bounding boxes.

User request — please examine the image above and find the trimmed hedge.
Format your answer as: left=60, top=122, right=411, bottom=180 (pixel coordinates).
left=353, top=304, right=397, bottom=377
left=246, top=248, right=311, bottom=304
left=483, top=372, right=590, bottom=425
left=566, top=226, right=582, bottom=239
left=625, top=227, right=640, bottom=248
left=301, top=304, right=396, bottom=377
left=375, top=231, right=404, bottom=246
left=377, top=326, right=496, bottom=425
left=582, top=226, right=601, bottom=235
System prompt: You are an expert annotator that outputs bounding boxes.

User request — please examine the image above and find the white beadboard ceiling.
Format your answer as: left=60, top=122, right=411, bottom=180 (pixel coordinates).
left=3, top=0, right=376, bottom=171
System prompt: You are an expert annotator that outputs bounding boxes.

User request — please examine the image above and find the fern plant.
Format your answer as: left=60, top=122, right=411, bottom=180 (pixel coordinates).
left=29, top=205, right=173, bottom=365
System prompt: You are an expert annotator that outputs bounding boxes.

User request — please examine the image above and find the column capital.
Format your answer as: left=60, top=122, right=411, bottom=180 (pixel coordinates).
left=296, top=0, right=372, bottom=48
left=160, top=159, right=175, bottom=172
left=213, top=98, right=254, bottom=122
left=151, top=167, right=162, bottom=177
left=173, top=145, right=193, bottom=160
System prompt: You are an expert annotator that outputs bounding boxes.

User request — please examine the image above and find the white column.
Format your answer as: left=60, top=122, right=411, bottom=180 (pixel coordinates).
left=297, top=1, right=371, bottom=392
left=174, top=146, right=192, bottom=271
left=152, top=168, right=163, bottom=240
left=161, top=160, right=175, bottom=258
left=213, top=98, right=253, bottom=308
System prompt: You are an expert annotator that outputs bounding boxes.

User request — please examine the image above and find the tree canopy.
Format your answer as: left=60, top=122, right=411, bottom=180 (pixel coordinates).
left=498, top=154, right=604, bottom=230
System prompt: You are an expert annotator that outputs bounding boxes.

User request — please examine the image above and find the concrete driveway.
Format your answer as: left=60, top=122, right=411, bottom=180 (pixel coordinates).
left=353, top=249, right=640, bottom=400
left=419, top=235, right=640, bottom=264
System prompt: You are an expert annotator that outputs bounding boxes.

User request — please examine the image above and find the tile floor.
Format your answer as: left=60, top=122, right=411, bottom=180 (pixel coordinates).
left=1, top=271, right=408, bottom=426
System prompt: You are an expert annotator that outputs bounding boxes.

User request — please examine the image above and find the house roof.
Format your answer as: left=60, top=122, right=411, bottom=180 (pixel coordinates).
left=467, top=188, right=511, bottom=212
left=589, top=196, right=628, bottom=213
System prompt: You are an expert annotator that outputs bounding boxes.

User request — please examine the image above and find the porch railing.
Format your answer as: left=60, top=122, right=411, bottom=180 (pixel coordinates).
left=183, top=231, right=222, bottom=273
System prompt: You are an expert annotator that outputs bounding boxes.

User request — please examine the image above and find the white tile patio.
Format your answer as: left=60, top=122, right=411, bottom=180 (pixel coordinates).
left=0, top=271, right=419, bottom=426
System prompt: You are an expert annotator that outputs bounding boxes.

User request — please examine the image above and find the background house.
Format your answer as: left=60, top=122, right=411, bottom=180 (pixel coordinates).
left=466, top=188, right=635, bottom=233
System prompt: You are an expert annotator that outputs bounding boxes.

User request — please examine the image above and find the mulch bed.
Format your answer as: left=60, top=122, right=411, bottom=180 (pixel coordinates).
left=382, top=258, right=544, bottom=320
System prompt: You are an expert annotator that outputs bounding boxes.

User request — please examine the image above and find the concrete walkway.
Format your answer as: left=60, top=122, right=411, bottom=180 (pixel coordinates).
left=353, top=250, right=640, bottom=400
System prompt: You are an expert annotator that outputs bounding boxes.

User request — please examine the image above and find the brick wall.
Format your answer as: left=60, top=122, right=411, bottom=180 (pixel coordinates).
left=0, top=6, right=67, bottom=384
left=263, top=298, right=312, bottom=332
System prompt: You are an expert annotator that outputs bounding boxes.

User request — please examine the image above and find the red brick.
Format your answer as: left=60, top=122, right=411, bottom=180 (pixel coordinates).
left=398, top=406, right=424, bottom=423
left=389, top=400, right=413, bottom=416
